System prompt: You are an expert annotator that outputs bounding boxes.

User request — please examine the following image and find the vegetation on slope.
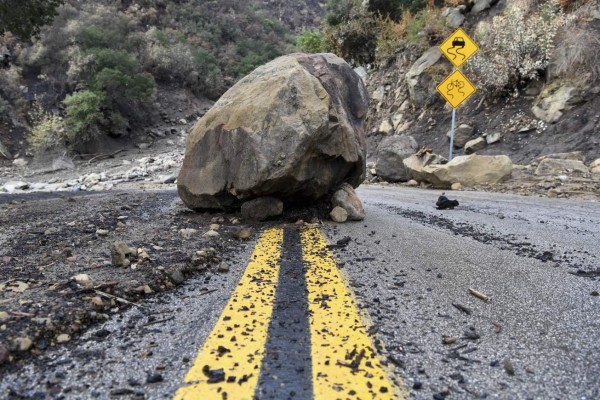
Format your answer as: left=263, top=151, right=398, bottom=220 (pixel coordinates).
left=1, top=0, right=324, bottom=154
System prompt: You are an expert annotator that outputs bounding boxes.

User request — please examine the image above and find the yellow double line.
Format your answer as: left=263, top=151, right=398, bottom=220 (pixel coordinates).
left=174, top=227, right=405, bottom=399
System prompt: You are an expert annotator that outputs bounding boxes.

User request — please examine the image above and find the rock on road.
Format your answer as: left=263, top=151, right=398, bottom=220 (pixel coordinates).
left=0, top=185, right=598, bottom=399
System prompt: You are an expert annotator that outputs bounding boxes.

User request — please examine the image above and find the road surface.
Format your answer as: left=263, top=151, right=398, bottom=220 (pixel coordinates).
left=1, top=185, right=598, bottom=399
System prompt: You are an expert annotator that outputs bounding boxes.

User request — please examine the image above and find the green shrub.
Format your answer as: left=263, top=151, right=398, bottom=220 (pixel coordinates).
left=466, top=0, right=566, bottom=93
left=79, top=27, right=121, bottom=50
left=91, top=48, right=137, bottom=75
left=323, top=8, right=379, bottom=64
left=92, top=68, right=155, bottom=104
left=27, top=99, right=65, bottom=154
left=63, top=90, right=105, bottom=144
left=297, top=29, right=324, bottom=53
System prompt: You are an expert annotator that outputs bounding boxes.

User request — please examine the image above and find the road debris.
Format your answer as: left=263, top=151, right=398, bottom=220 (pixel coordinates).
left=436, top=193, right=459, bottom=210
left=492, top=320, right=502, bottom=334
left=442, top=336, right=458, bottom=345
left=468, top=288, right=491, bottom=302
left=94, top=290, right=147, bottom=309
left=504, top=358, right=515, bottom=376
left=452, top=303, right=472, bottom=315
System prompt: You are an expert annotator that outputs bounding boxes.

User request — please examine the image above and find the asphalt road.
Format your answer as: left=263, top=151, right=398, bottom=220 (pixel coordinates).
left=1, top=185, right=599, bottom=400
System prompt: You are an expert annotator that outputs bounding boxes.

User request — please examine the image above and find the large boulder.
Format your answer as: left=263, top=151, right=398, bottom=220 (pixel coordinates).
left=406, top=154, right=512, bottom=188
left=535, top=159, right=589, bottom=176
left=177, top=53, right=368, bottom=209
left=375, top=135, right=419, bottom=182
left=532, top=83, right=582, bottom=123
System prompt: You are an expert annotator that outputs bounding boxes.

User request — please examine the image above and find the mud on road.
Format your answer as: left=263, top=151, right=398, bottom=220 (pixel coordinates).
left=0, top=189, right=251, bottom=370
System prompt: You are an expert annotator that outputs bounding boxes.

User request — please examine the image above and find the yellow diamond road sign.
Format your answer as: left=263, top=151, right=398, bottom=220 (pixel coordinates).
left=439, top=27, right=478, bottom=68
left=437, top=69, right=476, bottom=109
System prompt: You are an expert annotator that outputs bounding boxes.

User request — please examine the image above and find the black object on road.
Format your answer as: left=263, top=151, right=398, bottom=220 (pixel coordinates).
left=436, top=193, right=459, bottom=210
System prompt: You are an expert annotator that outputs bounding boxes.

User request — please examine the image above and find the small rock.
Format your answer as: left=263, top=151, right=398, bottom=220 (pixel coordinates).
left=56, top=334, right=71, bottom=343
left=161, top=175, right=177, bottom=184
left=203, top=230, right=220, bottom=238
left=15, top=337, right=33, bottom=351
left=330, top=206, right=348, bottom=223
left=96, top=229, right=109, bottom=236
left=180, top=228, right=198, bottom=239
left=451, top=182, right=463, bottom=190
left=209, top=224, right=220, bottom=231
left=442, top=336, right=458, bottom=345
left=241, top=197, right=283, bottom=221
left=146, top=373, right=164, bottom=383
left=110, top=388, right=135, bottom=396
left=171, top=270, right=185, bottom=285
left=406, top=179, right=419, bottom=187
left=485, top=131, right=503, bottom=144
left=0, top=311, right=9, bottom=322
left=413, top=381, right=423, bottom=390
left=218, top=262, right=230, bottom=273
left=90, top=296, right=104, bottom=310
left=232, top=227, right=252, bottom=240
left=332, top=183, right=365, bottom=221
left=591, top=291, right=599, bottom=297
left=144, top=285, right=154, bottom=294
left=74, top=274, right=93, bottom=287
left=464, top=137, right=486, bottom=154
left=111, top=242, right=132, bottom=267
left=504, top=358, right=515, bottom=376
left=95, top=329, right=111, bottom=338
left=12, top=158, right=28, bottom=168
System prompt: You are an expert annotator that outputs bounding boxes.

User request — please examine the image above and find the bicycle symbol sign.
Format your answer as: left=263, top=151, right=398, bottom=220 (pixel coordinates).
left=436, top=70, right=476, bottom=109
left=439, top=27, right=478, bottom=68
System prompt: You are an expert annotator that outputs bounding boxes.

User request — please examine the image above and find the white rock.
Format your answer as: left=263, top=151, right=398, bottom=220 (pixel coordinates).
left=3, top=181, right=29, bottom=193
left=56, top=334, right=71, bottom=343
left=485, top=132, right=503, bottom=144
left=203, top=230, right=220, bottom=238
left=12, top=158, right=28, bottom=167
left=74, top=274, right=92, bottom=287
left=180, top=228, right=198, bottom=239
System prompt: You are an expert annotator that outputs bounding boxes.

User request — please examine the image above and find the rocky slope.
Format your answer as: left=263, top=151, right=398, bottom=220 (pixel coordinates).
left=363, top=6, right=600, bottom=166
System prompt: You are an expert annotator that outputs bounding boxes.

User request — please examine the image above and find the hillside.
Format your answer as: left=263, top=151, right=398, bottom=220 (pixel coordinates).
left=0, top=0, right=326, bottom=161
left=359, top=1, right=600, bottom=166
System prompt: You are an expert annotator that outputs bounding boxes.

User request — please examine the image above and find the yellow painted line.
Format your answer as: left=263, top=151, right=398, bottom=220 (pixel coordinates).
left=174, top=228, right=284, bottom=400
left=301, top=227, right=407, bottom=399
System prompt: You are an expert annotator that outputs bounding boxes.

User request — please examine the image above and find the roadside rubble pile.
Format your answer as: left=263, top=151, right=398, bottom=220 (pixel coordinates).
left=0, top=153, right=183, bottom=194
left=368, top=140, right=600, bottom=199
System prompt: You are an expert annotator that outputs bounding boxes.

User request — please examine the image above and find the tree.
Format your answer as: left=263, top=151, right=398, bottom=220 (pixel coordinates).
left=0, top=0, right=64, bottom=39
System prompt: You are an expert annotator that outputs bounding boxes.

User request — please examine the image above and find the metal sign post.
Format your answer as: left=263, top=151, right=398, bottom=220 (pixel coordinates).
left=437, top=28, right=479, bottom=161
left=449, top=108, right=456, bottom=160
